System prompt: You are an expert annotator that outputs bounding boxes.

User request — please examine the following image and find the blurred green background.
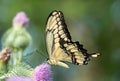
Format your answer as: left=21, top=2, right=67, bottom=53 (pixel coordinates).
left=0, top=0, right=120, bottom=81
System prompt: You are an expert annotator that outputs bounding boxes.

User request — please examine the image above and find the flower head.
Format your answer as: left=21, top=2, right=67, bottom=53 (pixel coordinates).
left=6, top=76, right=33, bottom=81
left=13, top=12, right=29, bottom=27
left=34, top=62, right=53, bottom=81
left=2, top=12, right=32, bottom=49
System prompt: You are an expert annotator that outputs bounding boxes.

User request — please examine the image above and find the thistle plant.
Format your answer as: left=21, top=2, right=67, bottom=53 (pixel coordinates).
left=2, top=12, right=32, bottom=65
left=0, top=63, right=53, bottom=81
left=0, top=11, right=53, bottom=81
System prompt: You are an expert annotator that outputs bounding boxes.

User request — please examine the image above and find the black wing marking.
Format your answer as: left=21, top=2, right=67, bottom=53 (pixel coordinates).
left=46, top=10, right=71, bottom=40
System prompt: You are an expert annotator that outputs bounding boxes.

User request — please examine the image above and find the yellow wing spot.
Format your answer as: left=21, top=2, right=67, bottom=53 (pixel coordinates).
left=57, top=18, right=60, bottom=21
left=66, top=45, right=74, bottom=50
left=58, top=22, right=62, bottom=25
left=91, top=53, right=100, bottom=58
left=56, top=14, right=59, bottom=17
left=54, top=34, right=58, bottom=38
left=52, top=11, right=57, bottom=15
left=64, top=38, right=67, bottom=41
left=71, top=49, right=77, bottom=52
left=59, top=30, right=64, bottom=35
left=55, top=43, right=60, bottom=47
left=50, top=20, right=57, bottom=30
left=63, top=43, right=68, bottom=47
left=53, top=25, right=58, bottom=30
left=61, top=34, right=66, bottom=38
left=59, top=26, right=62, bottom=30
left=50, top=16, right=57, bottom=24
left=55, top=38, right=60, bottom=43
left=53, top=29, right=58, bottom=34
left=76, top=59, right=84, bottom=64
left=58, top=12, right=61, bottom=15
left=75, top=55, right=81, bottom=59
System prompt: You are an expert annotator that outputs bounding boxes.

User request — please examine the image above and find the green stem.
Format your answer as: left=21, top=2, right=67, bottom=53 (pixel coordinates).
left=0, top=61, right=7, bottom=81
left=18, top=48, right=23, bottom=63
left=13, top=49, right=18, bottom=65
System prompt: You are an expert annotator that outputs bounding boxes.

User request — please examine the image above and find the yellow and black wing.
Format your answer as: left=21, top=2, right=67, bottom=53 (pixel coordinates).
left=45, top=10, right=100, bottom=68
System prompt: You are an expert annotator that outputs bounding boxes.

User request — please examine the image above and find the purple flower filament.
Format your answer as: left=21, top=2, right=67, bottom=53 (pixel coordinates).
left=34, top=63, right=53, bottom=81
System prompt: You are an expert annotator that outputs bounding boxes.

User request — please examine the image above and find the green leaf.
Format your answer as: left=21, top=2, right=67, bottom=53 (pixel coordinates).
left=0, top=64, right=33, bottom=80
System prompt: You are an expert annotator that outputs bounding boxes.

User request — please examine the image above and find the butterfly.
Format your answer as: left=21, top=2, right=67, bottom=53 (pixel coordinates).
left=46, top=10, right=100, bottom=68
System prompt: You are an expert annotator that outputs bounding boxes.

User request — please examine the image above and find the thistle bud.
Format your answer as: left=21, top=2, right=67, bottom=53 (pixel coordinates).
left=2, top=12, right=32, bottom=49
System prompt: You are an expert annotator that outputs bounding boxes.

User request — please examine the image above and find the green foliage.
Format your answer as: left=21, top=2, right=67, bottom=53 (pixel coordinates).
left=0, top=64, right=33, bottom=80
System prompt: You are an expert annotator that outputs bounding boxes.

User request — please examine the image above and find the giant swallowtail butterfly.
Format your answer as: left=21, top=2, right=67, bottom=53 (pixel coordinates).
left=46, top=10, right=100, bottom=68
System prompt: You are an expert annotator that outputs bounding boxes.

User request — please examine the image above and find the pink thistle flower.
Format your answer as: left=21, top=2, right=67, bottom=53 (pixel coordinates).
left=13, top=12, right=29, bottom=27
left=34, top=62, right=53, bottom=81
left=6, top=76, right=33, bottom=81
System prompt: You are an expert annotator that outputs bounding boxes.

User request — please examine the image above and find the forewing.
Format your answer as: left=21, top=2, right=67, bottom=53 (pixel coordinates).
left=45, top=10, right=71, bottom=57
